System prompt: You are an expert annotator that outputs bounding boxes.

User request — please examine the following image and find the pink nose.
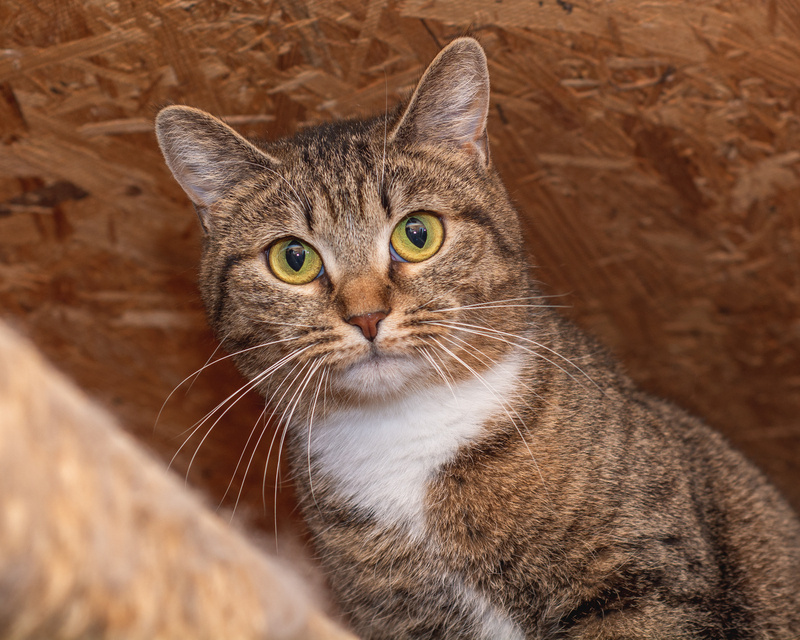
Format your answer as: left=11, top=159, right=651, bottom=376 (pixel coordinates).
left=347, top=311, right=388, bottom=342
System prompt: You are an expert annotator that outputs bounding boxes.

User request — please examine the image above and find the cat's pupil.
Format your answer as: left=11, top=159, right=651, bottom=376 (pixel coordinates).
left=405, top=217, right=428, bottom=249
left=285, top=241, right=306, bottom=272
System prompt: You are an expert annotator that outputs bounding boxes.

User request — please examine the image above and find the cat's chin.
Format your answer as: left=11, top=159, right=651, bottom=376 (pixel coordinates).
left=332, top=353, right=427, bottom=401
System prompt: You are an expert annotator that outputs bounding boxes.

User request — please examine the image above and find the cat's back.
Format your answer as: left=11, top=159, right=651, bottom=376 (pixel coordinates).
left=504, top=314, right=800, bottom=631
left=640, top=388, right=800, bottom=627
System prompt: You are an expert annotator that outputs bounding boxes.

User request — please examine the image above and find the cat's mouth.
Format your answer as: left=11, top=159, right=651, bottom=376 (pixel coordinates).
left=333, top=350, right=425, bottom=399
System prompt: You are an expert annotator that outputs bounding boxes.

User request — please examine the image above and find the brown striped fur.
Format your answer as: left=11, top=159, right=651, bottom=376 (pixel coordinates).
left=156, top=38, right=800, bottom=639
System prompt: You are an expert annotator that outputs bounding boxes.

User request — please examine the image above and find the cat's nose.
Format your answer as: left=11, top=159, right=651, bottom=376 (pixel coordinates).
left=347, top=311, right=389, bottom=342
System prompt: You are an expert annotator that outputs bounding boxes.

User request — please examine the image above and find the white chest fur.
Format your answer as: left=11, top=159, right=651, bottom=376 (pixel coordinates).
left=307, top=355, right=523, bottom=536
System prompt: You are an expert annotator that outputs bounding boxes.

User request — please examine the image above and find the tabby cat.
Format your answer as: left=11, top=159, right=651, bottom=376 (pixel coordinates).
left=156, top=38, right=800, bottom=639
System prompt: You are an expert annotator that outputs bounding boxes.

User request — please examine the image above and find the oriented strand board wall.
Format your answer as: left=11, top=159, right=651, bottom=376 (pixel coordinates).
left=1, top=0, right=798, bottom=529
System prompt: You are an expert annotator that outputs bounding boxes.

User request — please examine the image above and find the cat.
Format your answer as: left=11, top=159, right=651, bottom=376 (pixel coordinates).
left=0, top=320, right=354, bottom=640
left=156, top=37, right=800, bottom=639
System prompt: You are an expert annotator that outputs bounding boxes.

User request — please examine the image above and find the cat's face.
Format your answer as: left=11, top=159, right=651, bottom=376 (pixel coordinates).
left=157, top=39, right=532, bottom=411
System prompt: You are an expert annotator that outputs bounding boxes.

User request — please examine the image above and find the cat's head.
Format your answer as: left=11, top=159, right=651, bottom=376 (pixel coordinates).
left=156, top=38, right=533, bottom=409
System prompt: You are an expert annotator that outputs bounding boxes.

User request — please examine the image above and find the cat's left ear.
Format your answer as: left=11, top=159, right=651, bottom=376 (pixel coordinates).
left=155, top=106, right=280, bottom=234
left=391, top=38, right=491, bottom=166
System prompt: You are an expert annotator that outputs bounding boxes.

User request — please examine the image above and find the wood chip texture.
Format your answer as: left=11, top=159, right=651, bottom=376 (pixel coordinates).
left=1, top=0, right=798, bottom=530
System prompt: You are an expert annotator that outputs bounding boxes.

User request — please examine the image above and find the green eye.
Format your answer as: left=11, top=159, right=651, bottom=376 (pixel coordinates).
left=390, top=213, right=444, bottom=263
left=267, top=238, right=323, bottom=285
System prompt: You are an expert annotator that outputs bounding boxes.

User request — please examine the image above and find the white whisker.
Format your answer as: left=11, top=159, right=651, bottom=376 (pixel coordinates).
left=267, top=358, right=325, bottom=514
left=233, top=358, right=311, bottom=517
left=428, top=294, right=570, bottom=314
left=217, top=345, right=313, bottom=510
left=431, top=336, right=529, bottom=439
left=254, top=319, right=317, bottom=329
left=155, top=335, right=299, bottom=434
left=176, top=345, right=313, bottom=486
left=442, top=331, right=545, bottom=411
left=433, top=303, right=569, bottom=312
left=173, top=342, right=309, bottom=446
left=185, top=336, right=227, bottom=396
left=430, top=336, right=550, bottom=500
left=217, top=402, right=270, bottom=509
left=416, top=345, right=457, bottom=402
left=306, top=364, right=329, bottom=512
left=426, top=320, right=601, bottom=393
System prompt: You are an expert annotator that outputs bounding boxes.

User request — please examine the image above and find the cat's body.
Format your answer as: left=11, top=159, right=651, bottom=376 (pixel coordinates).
left=157, top=38, right=800, bottom=638
left=300, top=312, right=800, bottom=638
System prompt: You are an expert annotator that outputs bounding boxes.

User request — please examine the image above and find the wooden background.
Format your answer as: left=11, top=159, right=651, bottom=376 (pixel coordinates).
left=1, top=0, right=798, bottom=537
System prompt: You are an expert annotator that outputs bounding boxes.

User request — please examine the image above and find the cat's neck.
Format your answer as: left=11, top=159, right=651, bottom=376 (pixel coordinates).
left=302, top=352, right=525, bottom=538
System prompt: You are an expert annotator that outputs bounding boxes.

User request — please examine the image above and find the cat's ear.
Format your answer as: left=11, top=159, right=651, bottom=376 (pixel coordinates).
left=391, top=38, right=491, bottom=165
left=155, top=106, right=279, bottom=233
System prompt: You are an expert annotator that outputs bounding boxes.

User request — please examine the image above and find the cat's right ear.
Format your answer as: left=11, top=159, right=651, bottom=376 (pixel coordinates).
left=155, top=106, right=279, bottom=234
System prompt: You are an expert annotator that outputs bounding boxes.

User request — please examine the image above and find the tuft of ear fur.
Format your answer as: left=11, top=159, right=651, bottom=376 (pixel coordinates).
left=391, top=38, right=491, bottom=165
left=155, top=106, right=279, bottom=233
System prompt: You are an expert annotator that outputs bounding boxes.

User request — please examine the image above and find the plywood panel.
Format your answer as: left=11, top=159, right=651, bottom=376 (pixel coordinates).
left=1, top=0, right=798, bottom=525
